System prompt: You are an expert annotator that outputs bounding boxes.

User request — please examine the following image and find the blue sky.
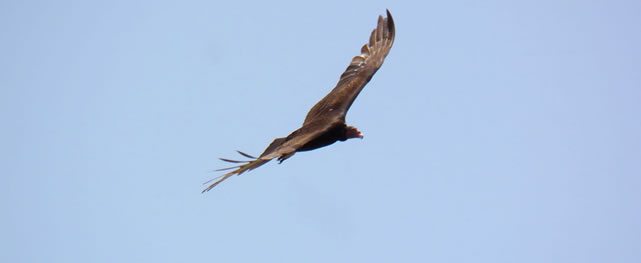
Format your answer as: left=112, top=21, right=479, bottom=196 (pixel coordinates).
left=2, top=0, right=640, bottom=262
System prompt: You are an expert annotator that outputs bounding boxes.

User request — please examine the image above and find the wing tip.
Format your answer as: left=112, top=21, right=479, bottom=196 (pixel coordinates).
left=385, top=9, right=395, bottom=38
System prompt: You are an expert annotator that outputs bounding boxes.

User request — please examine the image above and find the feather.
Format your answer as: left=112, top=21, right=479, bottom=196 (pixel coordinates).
left=236, top=150, right=257, bottom=159
left=219, top=158, right=249, bottom=163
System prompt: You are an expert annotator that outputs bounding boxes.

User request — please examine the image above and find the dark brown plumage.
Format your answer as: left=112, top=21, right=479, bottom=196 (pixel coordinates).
left=203, top=10, right=395, bottom=192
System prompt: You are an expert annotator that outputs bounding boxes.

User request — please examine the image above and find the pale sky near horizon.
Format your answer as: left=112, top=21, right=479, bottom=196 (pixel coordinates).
left=2, top=0, right=641, bottom=262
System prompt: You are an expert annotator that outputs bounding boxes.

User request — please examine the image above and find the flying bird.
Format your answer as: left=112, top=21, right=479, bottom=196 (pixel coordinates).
left=203, top=10, right=395, bottom=192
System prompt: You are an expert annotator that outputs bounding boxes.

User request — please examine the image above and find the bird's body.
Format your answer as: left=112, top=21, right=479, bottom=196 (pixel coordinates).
left=203, top=10, right=395, bottom=192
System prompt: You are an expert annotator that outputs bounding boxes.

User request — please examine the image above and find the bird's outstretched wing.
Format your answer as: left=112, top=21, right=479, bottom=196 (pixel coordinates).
left=202, top=118, right=343, bottom=192
left=303, top=10, right=395, bottom=125
left=202, top=151, right=270, bottom=193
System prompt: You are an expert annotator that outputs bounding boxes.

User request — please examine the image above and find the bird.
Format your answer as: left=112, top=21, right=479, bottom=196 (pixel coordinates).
left=203, top=10, right=395, bottom=192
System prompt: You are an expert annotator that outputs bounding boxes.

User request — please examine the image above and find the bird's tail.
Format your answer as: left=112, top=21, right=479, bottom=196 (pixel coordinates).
left=202, top=151, right=270, bottom=193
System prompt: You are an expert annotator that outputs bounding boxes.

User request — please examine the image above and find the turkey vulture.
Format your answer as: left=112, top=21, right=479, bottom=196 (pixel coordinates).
left=203, top=10, right=395, bottom=192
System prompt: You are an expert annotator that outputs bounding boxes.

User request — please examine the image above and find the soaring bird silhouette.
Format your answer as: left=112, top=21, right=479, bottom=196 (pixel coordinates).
left=203, top=10, right=395, bottom=192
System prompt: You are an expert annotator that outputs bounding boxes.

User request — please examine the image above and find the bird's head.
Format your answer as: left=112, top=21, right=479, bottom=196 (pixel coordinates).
left=345, top=126, right=364, bottom=140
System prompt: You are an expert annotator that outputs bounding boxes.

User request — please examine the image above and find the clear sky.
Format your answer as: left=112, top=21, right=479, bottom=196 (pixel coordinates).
left=2, top=0, right=640, bottom=262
